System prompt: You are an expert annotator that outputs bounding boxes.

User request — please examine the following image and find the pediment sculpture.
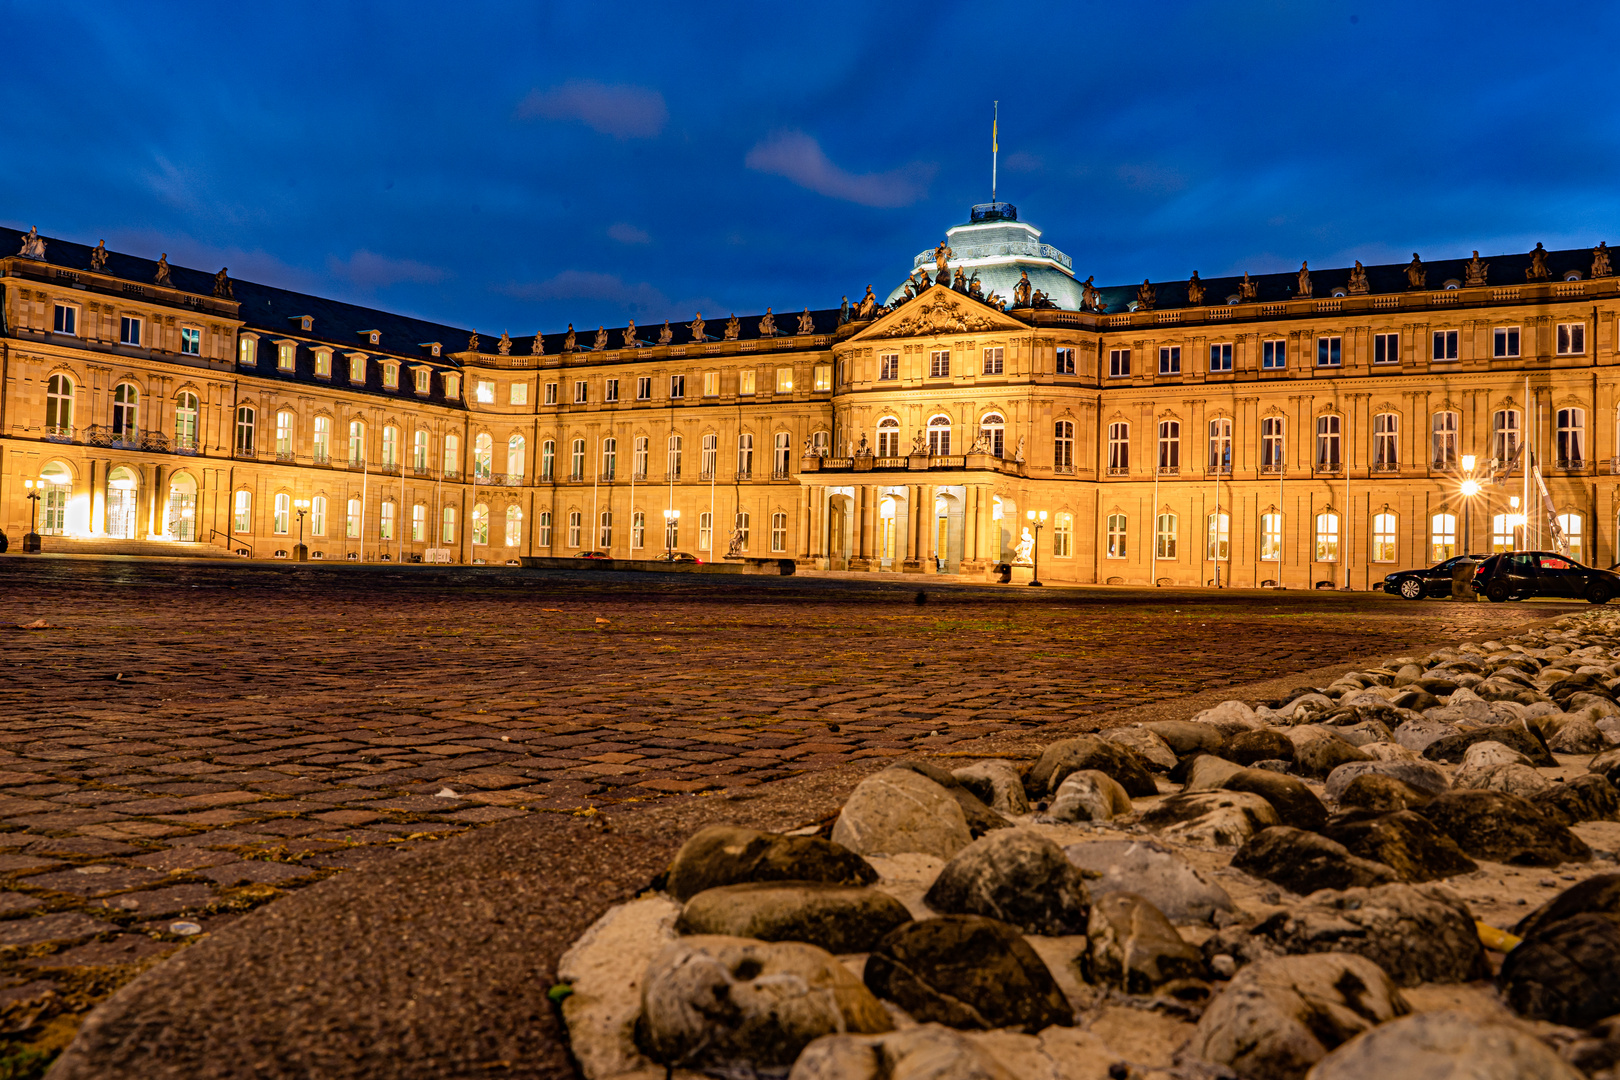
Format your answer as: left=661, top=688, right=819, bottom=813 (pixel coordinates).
left=1347, top=261, right=1369, bottom=295
left=154, top=253, right=172, bottom=287
left=872, top=296, right=997, bottom=339
left=855, top=286, right=877, bottom=320
left=467, top=331, right=480, bottom=353
left=1465, top=251, right=1489, bottom=287
left=1238, top=272, right=1258, bottom=301
left=531, top=332, right=545, bottom=355
left=213, top=267, right=234, bottom=299
left=1296, top=261, right=1311, bottom=299
left=1594, top=242, right=1612, bottom=278
left=1186, top=271, right=1204, bottom=306
left=1405, top=254, right=1426, bottom=289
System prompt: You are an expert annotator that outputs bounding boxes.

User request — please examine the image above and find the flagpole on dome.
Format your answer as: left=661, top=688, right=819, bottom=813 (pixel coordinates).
left=991, top=101, right=998, bottom=205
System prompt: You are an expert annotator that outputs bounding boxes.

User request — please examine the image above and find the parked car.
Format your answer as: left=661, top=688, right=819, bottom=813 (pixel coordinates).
left=1471, top=551, right=1620, bottom=604
left=1381, top=555, right=1489, bottom=599
left=575, top=550, right=611, bottom=560
left=653, top=551, right=702, bottom=563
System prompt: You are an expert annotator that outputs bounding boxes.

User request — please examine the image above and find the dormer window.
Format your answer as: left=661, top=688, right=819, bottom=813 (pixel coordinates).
left=346, top=352, right=367, bottom=384
left=382, top=362, right=399, bottom=389
left=413, top=367, right=431, bottom=394
left=238, top=333, right=259, bottom=367
left=444, top=373, right=461, bottom=399
left=290, top=315, right=314, bottom=332
left=361, top=329, right=381, bottom=346
left=275, top=340, right=298, bottom=371
left=312, top=347, right=332, bottom=378
left=421, top=342, right=442, bottom=358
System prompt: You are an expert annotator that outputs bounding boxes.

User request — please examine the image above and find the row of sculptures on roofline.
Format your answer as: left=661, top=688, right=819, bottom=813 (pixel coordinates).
left=16, top=226, right=1616, bottom=357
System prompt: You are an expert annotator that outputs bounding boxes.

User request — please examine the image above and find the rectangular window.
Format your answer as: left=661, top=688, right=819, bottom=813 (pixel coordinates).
left=813, top=364, right=832, bottom=391
left=1315, top=512, right=1339, bottom=562
left=541, top=441, right=555, bottom=481
left=632, top=511, right=645, bottom=549
left=567, top=512, right=581, bottom=548
left=1208, top=418, right=1232, bottom=472
left=1107, top=422, right=1129, bottom=473
left=1432, top=329, right=1459, bottom=360
left=120, top=316, right=141, bottom=346
left=573, top=380, right=587, bottom=404
left=1432, top=411, right=1458, bottom=467
left=314, top=349, right=331, bottom=377
left=239, top=337, right=257, bottom=366
left=740, top=369, right=757, bottom=395
left=1109, top=348, right=1130, bottom=377
left=1557, top=322, right=1586, bottom=355
left=1261, top=417, right=1284, bottom=471
left=1159, top=346, right=1181, bottom=375
left=1492, top=410, right=1521, bottom=462
left=1106, top=514, right=1127, bottom=559
left=1157, top=421, right=1180, bottom=473
left=442, top=506, right=456, bottom=545
left=1208, top=512, right=1231, bottom=561
left=1493, top=327, right=1520, bottom=358
left=53, top=304, right=76, bottom=335
left=604, top=378, right=618, bottom=403
left=544, top=382, right=558, bottom=405
left=412, top=504, right=425, bottom=542
left=734, top=512, right=750, bottom=551
left=1209, top=343, right=1232, bottom=372
left=1260, top=512, right=1282, bottom=561
left=1056, top=347, right=1076, bottom=375
left=1316, top=336, right=1341, bottom=367
left=445, top=374, right=460, bottom=400
left=1053, top=514, right=1073, bottom=557
left=775, top=367, right=793, bottom=393
left=233, top=490, right=251, bottom=534
left=770, top=512, right=787, bottom=553
left=538, top=511, right=551, bottom=547
left=1434, top=511, right=1458, bottom=560
left=930, top=350, right=950, bottom=378
left=311, top=496, right=327, bottom=537
left=1557, top=408, right=1586, bottom=467
left=347, top=355, right=367, bottom=384
left=699, top=511, right=712, bottom=552
left=1262, top=339, right=1286, bottom=369
left=669, top=374, right=685, bottom=398
left=879, top=353, right=899, bottom=380
left=1373, top=512, right=1397, bottom=563
left=1374, top=413, right=1399, bottom=468
left=415, top=368, right=431, bottom=394
left=703, top=371, right=720, bottom=397
left=509, top=381, right=528, bottom=404
left=178, top=326, right=199, bottom=354
left=380, top=502, right=395, bottom=542
left=1054, top=421, right=1074, bottom=468
left=1156, top=513, right=1177, bottom=560
left=382, top=364, right=399, bottom=389
left=982, top=347, right=1004, bottom=375
left=276, top=343, right=296, bottom=371
left=1374, top=332, right=1399, bottom=365
left=637, top=376, right=651, bottom=400
left=475, top=379, right=495, bottom=403
left=1316, top=414, right=1341, bottom=469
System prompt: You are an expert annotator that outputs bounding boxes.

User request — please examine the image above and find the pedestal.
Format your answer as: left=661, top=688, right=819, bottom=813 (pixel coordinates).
left=21, top=533, right=40, bottom=554
left=294, top=543, right=309, bottom=563
left=1009, top=564, right=1034, bottom=585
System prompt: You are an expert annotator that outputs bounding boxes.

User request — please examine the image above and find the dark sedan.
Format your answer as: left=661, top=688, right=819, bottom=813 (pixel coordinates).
left=1472, top=551, right=1620, bottom=604
left=1381, top=555, right=1489, bottom=599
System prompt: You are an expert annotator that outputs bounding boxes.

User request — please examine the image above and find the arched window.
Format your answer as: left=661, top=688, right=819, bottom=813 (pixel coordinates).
left=1208, top=511, right=1230, bottom=561
left=634, top=436, right=649, bottom=479
left=441, top=505, right=456, bottom=545
left=505, top=505, right=523, bottom=547
left=1054, top=420, right=1075, bottom=469
left=273, top=493, right=291, bottom=535
left=667, top=434, right=682, bottom=478
left=105, top=466, right=138, bottom=538
left=570, top=438, right=585, bottom=481
left=39, top=462, right=72, bottom=535
left=312, top=495, right=327, bottom=537
left=314, top=416, right=332, bottom=463
left=443, top=433, right=459, bottom=476
left=1157, top=420, right=1180, bottom=473
left=474, top=432, right=493, bottom=479
left=774, top=432, right=791, bottom=477
left=112, top=383, right=138, bottom=442
left=1315, top=414, right=1341, bottom=469
left=1430, top=513, right=1456, bottom=561
left=1208, top=418, right=1232, bottom=472
left=471, top=503, right=490, bottom=545
left=174, top=392, right=199, bottom=449
left=346, top=498, right=361, bottom=539
left=508, top=435, right=525, bottom=479
left=233, top=489, right=252, bottom=534
left=1315, top=512, right=1339, bottom=562
left=1107, top=422, right=1129, bottom=473
left=235, top=406, right=256, bottom=455
left=927, top=415, right=952, bottom=455
left=1557, top=513, right=1584, bottom=560
left=770, top=511, right=788, bottom=553
left=277, top=411, right=295, bottom=458
left=45, top=374, right=73, bottom=436
left=1260, top=512, right=1282, bottom=561
left=348, top=419, right=366, bottom=466
left=1431, top=411, right=1458, bottom=468
left=380, top=501, right=395, bottom=541
left=602, top=437, right=617, bottom=481
left=811, top=430, right=829, bottom=456
left=381, top=425, right=398, bottom=467
left=599, top=510, right=613, bottom=548
left=413, top=430, right=429, bottom=472
left=737, top=433, right=754, bottom=477
left=1373, top=512, right=1397, bottom=562
left=1373, top=413, right=1398, bottom=469
left=166, top=472, right=197, bottom=540
left=1492, top=409, right=1521, bottom=463
left=541, top=440, right=555, bottom=481
left=1156, top=513, right=1178, bottom=559
left=979, top=413, right=1005, bottom=458
left=1106, top=513, right=1127, bottom=559
left=1558, top=408, right=1587, bottom=467
left=1053, top=513, right=1073, bottom=557
left=877, top=417, right=900, bottom=458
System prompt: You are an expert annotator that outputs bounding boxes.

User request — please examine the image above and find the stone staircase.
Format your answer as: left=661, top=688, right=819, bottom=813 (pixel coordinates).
left=33, top=537, right=245, bottom=560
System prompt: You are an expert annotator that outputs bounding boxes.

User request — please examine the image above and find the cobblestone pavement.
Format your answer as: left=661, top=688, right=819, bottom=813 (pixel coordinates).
left=0, top=556, right=1568, bottom=1068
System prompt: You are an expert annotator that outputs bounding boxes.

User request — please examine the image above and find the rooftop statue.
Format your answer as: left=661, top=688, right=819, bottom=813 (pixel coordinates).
left=798, top=308, right=814, bottom=334
left=531, top=331, right=545, bottom=355
left=690, top=313, right=706, bottom=341
left=968, top=273, right=983, bottom=299
left=1347, top=261, right=1369, bottom=295
left=89, top=240, right=107, bottom=271
left=1186, top=271, right=1205, bottom=306
left=856, top=286, right=877, bottom=320
left=622, top=321, right=638, bottom=349
left=1595, top=242, right=1613, bottom=278
left=1527, top=242, right=1550, bottom=281
left=1238, top=272, right=1258, bottom=301
left=213, top=267, right=234, bottom=299
left=724, top=314, right=740, bottom=341
left=900, top=278, right=917, bottom=303
left=564, top=324, right=576, bottom=351
left=17, top=227, right=45, bottom=260
left=839, top=296, right=850, bottom=324
left=1082, top=275, right=1102, bottom=312
left=497, top=331, right=511, bottom=355
left=154, top=253, right=172, bottom=287
left=933, top=241, right=953, bottom=277
left=467, top=331, right=480, bottom=353
left=1465, top=251, right=1489, bottom=287
left=1013, top=270, right=1032, bottom=307
left=1135, top=279, right=1156, bottom=311
left=593, top=326, right=608, bottom=350
left=758, top=309, right=777, bottom=337
left=1032, top=288, right=1052, bottom=308
left=658, top=320, right=673, bottom=345
left=952, top=266, right=967, bottom=292
left=1296, top=261, right=1312, bottom=299
left=1405, top=254, right=1426, bottom=289
left=916, top=268, right=932, bottom=290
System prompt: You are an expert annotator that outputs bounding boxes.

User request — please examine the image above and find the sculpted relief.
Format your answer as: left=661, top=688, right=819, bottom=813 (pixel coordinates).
left=871, top=297, right=997, bottom=338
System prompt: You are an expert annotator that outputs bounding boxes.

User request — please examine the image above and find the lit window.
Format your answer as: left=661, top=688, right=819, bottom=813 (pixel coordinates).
left=1262, top=340, right=1286, bottom=369
left=474, top=433, right=493, bottom=479
left=1156, top=513, right=1178, bottom=559
left=1374, top=413, right=1399, bottom=469
left=879, top=353, right=899, bottom=380
left=737, top=433, right=754, bottom=477
left=1159, top=346, right=1181, bottom=375
left=668, top=435, right=682, bottom=476
left=541, top=440, right=555, bottom=480
left=349, top=420, right=366, bottom=466
left=383, top=364, right=399, bottom=389
left=380, top=501, right=395, bottom=541
left=120, top=316, right=141, bottom=346
left=1316, top=336, right=1341, bottom=367
left=1374, top=332, right=1399, bottom=364
left=571, top=439, right=585, bottom=481
left=770, top=512, right=787, bottom=553
left=508, top=435, right=525, bottom=479
left=703, top=371, right=720, bottom=397
left=813, top=364, right=832, bottom=391
left=1107, top=422, right=1129, bottom=473
left=1491, top=513, right=1516, bottom=554
left=634, top=436, right=648, bottom=479
left=312, top=496, right=327, bottom=537
left=602, top=438, right=617, bottom=481
left=475, top=380, right=495, bottom=403
left=1373, top=512, right=1397, bottom=562
left=443, top=433, right=459, bottom=474
left=1056, top=348, right=1076, bottom=375
left=982, top=347, right=1004, bottom=375
left=740, top=370, right=757, bottom=395
left=313, top=416, right=331, bottom=463
left=698, top=511, right=712, bottom=552
left=632, top=511, right=645, bottom=549
left=1432, top=329, right=1459, bottom=360
left=734, top=511, right=750, bottom=551
left=930, top=350, right=950, bottom=378
left=1260, top=512, right=1282, bottom=561
left=412, top=504, right=425, bottom=541
left=1557, top=408, right=1586, bottom=467
left=1109, top=348, right=1131, bottom=377
left=233, top=490, right=252, bottom=534
left=567, top=511, right=581, bottom=548
left=382, top=426, right=398, bottom=467
left=314, top=348, right=331, bottom=377
left=538, top=511, right=551, bottom=547
left=180, top=327, right=201, bottom=355
left=346, top=498, right=361, bottom=539
left=1157, top=420, right=1180, bottom=473
left=1208, top=512, right=1231, bottom=561
left=775, top=367, right=793, bottom=393
left=505, top=506, right=523, bottom=547
left=1315, top=512, right=1339, bottom=562
left=415, top=368, right=431, bottom=394
left=1054, top=421, right=1074, bottom=468
left=1209, top=342, right=1232, bottom=372
left=412, top=430, right=428, bottom=471
left=174, top=392, right=199, bottom=449
left=444, top=374, right=460, bottom=399
left=442, top=505, right=456, bottom=544
left=1053, top=513, right=1073, bottom=557
left=1106, top=513, right=1127, bottom=559
left=1493, top=327, right=1520, bottom=358
left=239, top=336, right=257, bottom=366
left=471, top=503, right=489, bottom=546
left=53, top=304, right=77, bottom=336
left=1557, top=513, right=1584, bottom=560
left=1557, top=322, right=1586, bottom=355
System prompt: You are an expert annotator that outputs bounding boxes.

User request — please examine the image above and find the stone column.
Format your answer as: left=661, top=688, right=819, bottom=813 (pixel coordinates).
left=150, top=464, right=166, bottom=539
left=922, top=485, right=937, bottom=573
left=89, top=460, right=104, bottom=536
left=851, top=485, right=873, bottom=571
left=902, top=484, right=922, bottom=572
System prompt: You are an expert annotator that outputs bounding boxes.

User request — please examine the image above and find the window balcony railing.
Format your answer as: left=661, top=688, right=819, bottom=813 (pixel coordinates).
left=42, top=424, right=75, bottom=443
left=1315, top=461, right=1343, bottom=474
left=632, top=471, right=648, bottom=482
left=1372, top=460, right=1400, bottom=472
left=141, top=431, right=171, bottom=453
left=735, top=470, right=753, bottom=481
left=699, top=469, right=715, bottom=481
left=84, top=425, right=141, bottom=449
left=1106, top=466, right=1129, bottom=476
left=376, top=463, right=402, bottom=476
left=875, top=456, right=909, bottom=468
left=312, top=449, right=330, bottom=465
left=1053, top=464, right=1077, bottom=475
left=773, top=468, right=791, bottom=480
left=278, top=450, right=297, bottom=463
left=1557, top=458, right=1586, bottom=470
left=234, top=445, right=256, bottom=460
left=1260, top=462, right=1285, bottom=475
left=1208, top=463, right=1232, bottom=475
left=568, top=471, right=584, bottom=483
left=1158, top=465, right=1179, bottom=476
left=1608, top=457, right=1620, bottom=476
left=1431, top=458, right=1456, bottom=471
left=347, top=456, right=367, bottom=470
left=444, top=469, right=462, bottom=482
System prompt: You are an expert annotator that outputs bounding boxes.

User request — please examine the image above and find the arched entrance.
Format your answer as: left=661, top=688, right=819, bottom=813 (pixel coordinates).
left=992, top=495, right=1017, bottom=562
left=38, top=461, right=73, bottom=535
left=878, top=494, right=900, bottom=569
left=934, top=491, right=965, bottom=573
left=826, top=492, right=854, bottom=570
left=165, top=472, right=198, bottom=541
left=107, top=466, right=138, bottom=539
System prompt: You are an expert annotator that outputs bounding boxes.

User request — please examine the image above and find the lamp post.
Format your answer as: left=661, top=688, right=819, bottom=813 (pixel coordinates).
left=1025, top=508, right=1047, bottom=587
left=663, top=507, right=679, bottom=560
left=293, top=498, right=311, bottom=562
left=1459, top=455, right=1480, bottom=556
left=21, top=479, right=41, bottom=554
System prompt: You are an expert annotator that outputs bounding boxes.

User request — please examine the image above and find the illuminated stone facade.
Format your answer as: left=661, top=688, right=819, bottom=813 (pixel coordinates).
left=3, top=217, right=1617, bottom=585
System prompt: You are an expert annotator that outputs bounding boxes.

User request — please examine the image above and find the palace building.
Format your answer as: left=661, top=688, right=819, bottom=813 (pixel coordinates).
left=2, top=211, right=1616, bottom=586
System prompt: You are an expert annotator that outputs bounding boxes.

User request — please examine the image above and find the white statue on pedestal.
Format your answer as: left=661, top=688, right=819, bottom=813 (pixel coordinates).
left=1013, top=527, right=1035, bottom=565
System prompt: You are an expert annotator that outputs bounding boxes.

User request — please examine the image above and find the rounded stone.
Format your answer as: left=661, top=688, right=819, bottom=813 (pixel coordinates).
left=923, top=829, right=1090, bottom=935
left=675, top=882, right=912, bottom=954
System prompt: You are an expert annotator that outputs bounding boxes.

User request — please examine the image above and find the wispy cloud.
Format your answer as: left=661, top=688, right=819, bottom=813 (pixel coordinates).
left=327, top=250, right=445, bottom=288
left=745, top=131, right=935, bottom=208
left=608, top=222, right=651, bottom=245
left=515, top=81, right=668, bottom=138
left=501, top=269, right=669, bottom=316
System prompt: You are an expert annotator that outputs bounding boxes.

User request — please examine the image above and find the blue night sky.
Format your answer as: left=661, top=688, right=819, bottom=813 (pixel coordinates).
left=4, top=1, right=1618, bottom=336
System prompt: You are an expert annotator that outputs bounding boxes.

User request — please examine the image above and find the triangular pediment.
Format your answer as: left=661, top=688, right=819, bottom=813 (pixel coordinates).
left=849, top=284, right=1027, bottom=342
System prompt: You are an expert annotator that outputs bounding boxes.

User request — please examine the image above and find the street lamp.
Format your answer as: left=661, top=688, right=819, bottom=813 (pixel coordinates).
left=663, top=507, right=680, bottom=560
left=1459, top=455, right=1480, bottom=555
left=293, top=498, right=311, bottom=562
left=21, top=479, right=41, bottom=554
left=1025, top=508, right=1048, bottom=587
